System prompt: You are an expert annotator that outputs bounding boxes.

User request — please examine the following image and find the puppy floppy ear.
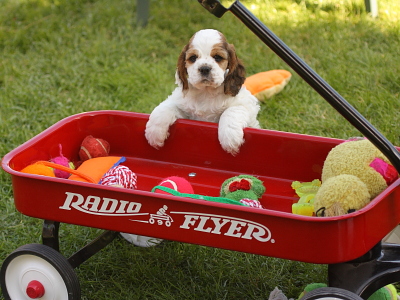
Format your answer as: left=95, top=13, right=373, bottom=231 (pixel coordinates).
left=224, top=43, right=246, bottom=96
left=176, top=44, right=189, bottom=91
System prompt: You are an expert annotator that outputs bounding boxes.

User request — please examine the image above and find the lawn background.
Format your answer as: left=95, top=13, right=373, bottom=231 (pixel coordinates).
left=1, top=0, right=399, bottom=299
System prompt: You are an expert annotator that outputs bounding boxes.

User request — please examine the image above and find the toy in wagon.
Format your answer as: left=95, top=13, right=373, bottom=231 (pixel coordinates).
left=20, top=144, right=75, bottom=179
left=20, top=136, right=268, bottom=249
left=20, top=136, right=137, bottom=189
left=152, top=175, right=265, bottom=208
left=152, top=174, right=265, bottom=208
left=291, top=138, right=399, bottom=217
left=20, top=135, right=267, bottom=208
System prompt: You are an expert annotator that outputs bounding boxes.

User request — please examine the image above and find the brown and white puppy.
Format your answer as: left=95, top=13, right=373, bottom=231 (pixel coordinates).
left=145, top=29, right=260, bottom=155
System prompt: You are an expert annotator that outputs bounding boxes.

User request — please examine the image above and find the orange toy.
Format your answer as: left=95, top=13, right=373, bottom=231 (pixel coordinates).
left=244, top=70, right=291, bottom=101
left=69, top=156, right=124, bottom=184
left=21, top=163, right=56, bottom=177
left=20, top=157, right=125, bottom=185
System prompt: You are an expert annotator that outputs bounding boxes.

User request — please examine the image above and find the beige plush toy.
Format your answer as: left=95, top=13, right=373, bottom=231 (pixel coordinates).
left=314, top=138, right=398, bottom=217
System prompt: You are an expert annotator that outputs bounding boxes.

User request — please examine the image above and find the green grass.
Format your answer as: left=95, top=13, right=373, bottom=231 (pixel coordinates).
left=1, top=0, right=399, bottom=299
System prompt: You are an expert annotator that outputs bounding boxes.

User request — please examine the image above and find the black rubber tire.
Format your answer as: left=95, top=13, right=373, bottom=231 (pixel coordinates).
left=0, top=243, right=81, bottom=300
left=301, top=287, right=363, bottom=300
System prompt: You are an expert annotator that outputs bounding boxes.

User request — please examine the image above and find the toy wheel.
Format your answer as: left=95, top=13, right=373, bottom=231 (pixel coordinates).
left=301, top=287, right=363, bottom=300
left=120, top=233, right=164, bottom=247
left=0, top=243, right=80, bottom=300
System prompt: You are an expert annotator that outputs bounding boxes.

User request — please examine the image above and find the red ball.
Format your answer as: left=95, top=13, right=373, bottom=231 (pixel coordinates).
left=79, top=135, right=110, bottom=161
left=154, top=176, right=194, bottom=195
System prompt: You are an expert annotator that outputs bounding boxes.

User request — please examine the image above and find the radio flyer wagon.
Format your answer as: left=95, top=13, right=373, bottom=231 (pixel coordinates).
left=2, top=1, right=400, bottom=299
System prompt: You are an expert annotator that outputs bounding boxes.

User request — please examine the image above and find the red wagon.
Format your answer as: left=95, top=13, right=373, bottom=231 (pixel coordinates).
left=2, top=1, right=400, bottom=299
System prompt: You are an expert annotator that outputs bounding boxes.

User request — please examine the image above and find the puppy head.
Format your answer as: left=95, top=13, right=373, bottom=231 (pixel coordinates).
left=176, top=29, right=245, bottom=96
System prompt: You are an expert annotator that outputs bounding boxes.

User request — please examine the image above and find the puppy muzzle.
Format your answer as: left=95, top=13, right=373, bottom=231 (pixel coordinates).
left=199, top=65, right=212, bottom=77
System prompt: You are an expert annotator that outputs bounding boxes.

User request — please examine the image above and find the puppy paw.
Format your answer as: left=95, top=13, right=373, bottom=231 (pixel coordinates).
left=218, top=127, right=244, bottom=156
left=145, top=123, right=170, bottom=149
left=224, top=145, right=241, bottom=156
left=221, top=142, right=242, bottom=156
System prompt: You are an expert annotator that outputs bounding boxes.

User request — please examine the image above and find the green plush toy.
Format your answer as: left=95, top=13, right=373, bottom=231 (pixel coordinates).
left=369, top=285, right=399, bottom=300
left=220, top=175, right=265, bottom=209
left=298, top=283, right=399, bottom=300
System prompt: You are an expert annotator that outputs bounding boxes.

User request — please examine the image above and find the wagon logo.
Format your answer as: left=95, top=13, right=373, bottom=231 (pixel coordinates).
left=149, top=205, right=173, bottom=227
left=171, top=212, right=274, bottom=243
left=59, top=192, right=145, bottom=216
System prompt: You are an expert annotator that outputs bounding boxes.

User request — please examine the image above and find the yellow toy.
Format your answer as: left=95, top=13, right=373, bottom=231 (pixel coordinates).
left=314, top=139, right=398, bottom=217
left=243, top=70, right=291, bottom=101
left=291, top=179, right=321, bottom=216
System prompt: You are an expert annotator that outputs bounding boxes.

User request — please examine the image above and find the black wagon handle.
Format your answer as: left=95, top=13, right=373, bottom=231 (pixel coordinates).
left=198, top=0, right=400, bottom=173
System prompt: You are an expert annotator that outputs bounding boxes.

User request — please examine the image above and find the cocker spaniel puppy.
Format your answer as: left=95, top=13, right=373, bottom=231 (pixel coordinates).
left=145, top=29, right=260, bottom=155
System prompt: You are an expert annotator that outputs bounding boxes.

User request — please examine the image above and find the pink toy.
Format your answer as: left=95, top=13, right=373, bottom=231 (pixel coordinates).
left=50, top=144, right=74, bottom=179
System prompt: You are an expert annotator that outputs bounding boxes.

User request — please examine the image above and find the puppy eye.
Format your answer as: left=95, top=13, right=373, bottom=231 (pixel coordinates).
left=188, top=55, right=197, bottom=63
left=213, top=55, right=223, bottom=62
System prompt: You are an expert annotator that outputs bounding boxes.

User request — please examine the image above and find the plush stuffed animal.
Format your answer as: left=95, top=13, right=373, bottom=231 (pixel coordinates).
left=313, top=139, right=398, bottom=217
left=220, top=175, right=265, bottom=208
left=244, top=70, right=291, bottom=101
left=50, top=144, right=75, bottom=178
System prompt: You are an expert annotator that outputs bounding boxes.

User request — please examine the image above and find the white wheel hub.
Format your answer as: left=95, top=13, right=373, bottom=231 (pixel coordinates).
left=5, top=254, right=69, bottom=300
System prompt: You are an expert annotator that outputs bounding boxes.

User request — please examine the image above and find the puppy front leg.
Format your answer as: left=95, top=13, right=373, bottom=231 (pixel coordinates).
left=145, top=101, right=182, bottom=149
left=218, top=106, right=257, bottom=155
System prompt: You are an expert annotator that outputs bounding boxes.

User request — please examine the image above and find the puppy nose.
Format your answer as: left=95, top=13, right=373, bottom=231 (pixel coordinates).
left=199, top=66, right=211, bottom=76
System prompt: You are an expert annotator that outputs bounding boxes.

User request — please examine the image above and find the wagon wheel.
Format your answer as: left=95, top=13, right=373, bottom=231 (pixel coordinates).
left=0, top=243, right=80, bottom=300
left=301, top=287, right=363, bottom=300
left=120, top=233, right=164, bottom=247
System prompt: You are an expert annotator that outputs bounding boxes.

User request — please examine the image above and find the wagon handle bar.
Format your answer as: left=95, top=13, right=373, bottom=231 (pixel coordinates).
left=198, top=0, right=400, bottom=173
